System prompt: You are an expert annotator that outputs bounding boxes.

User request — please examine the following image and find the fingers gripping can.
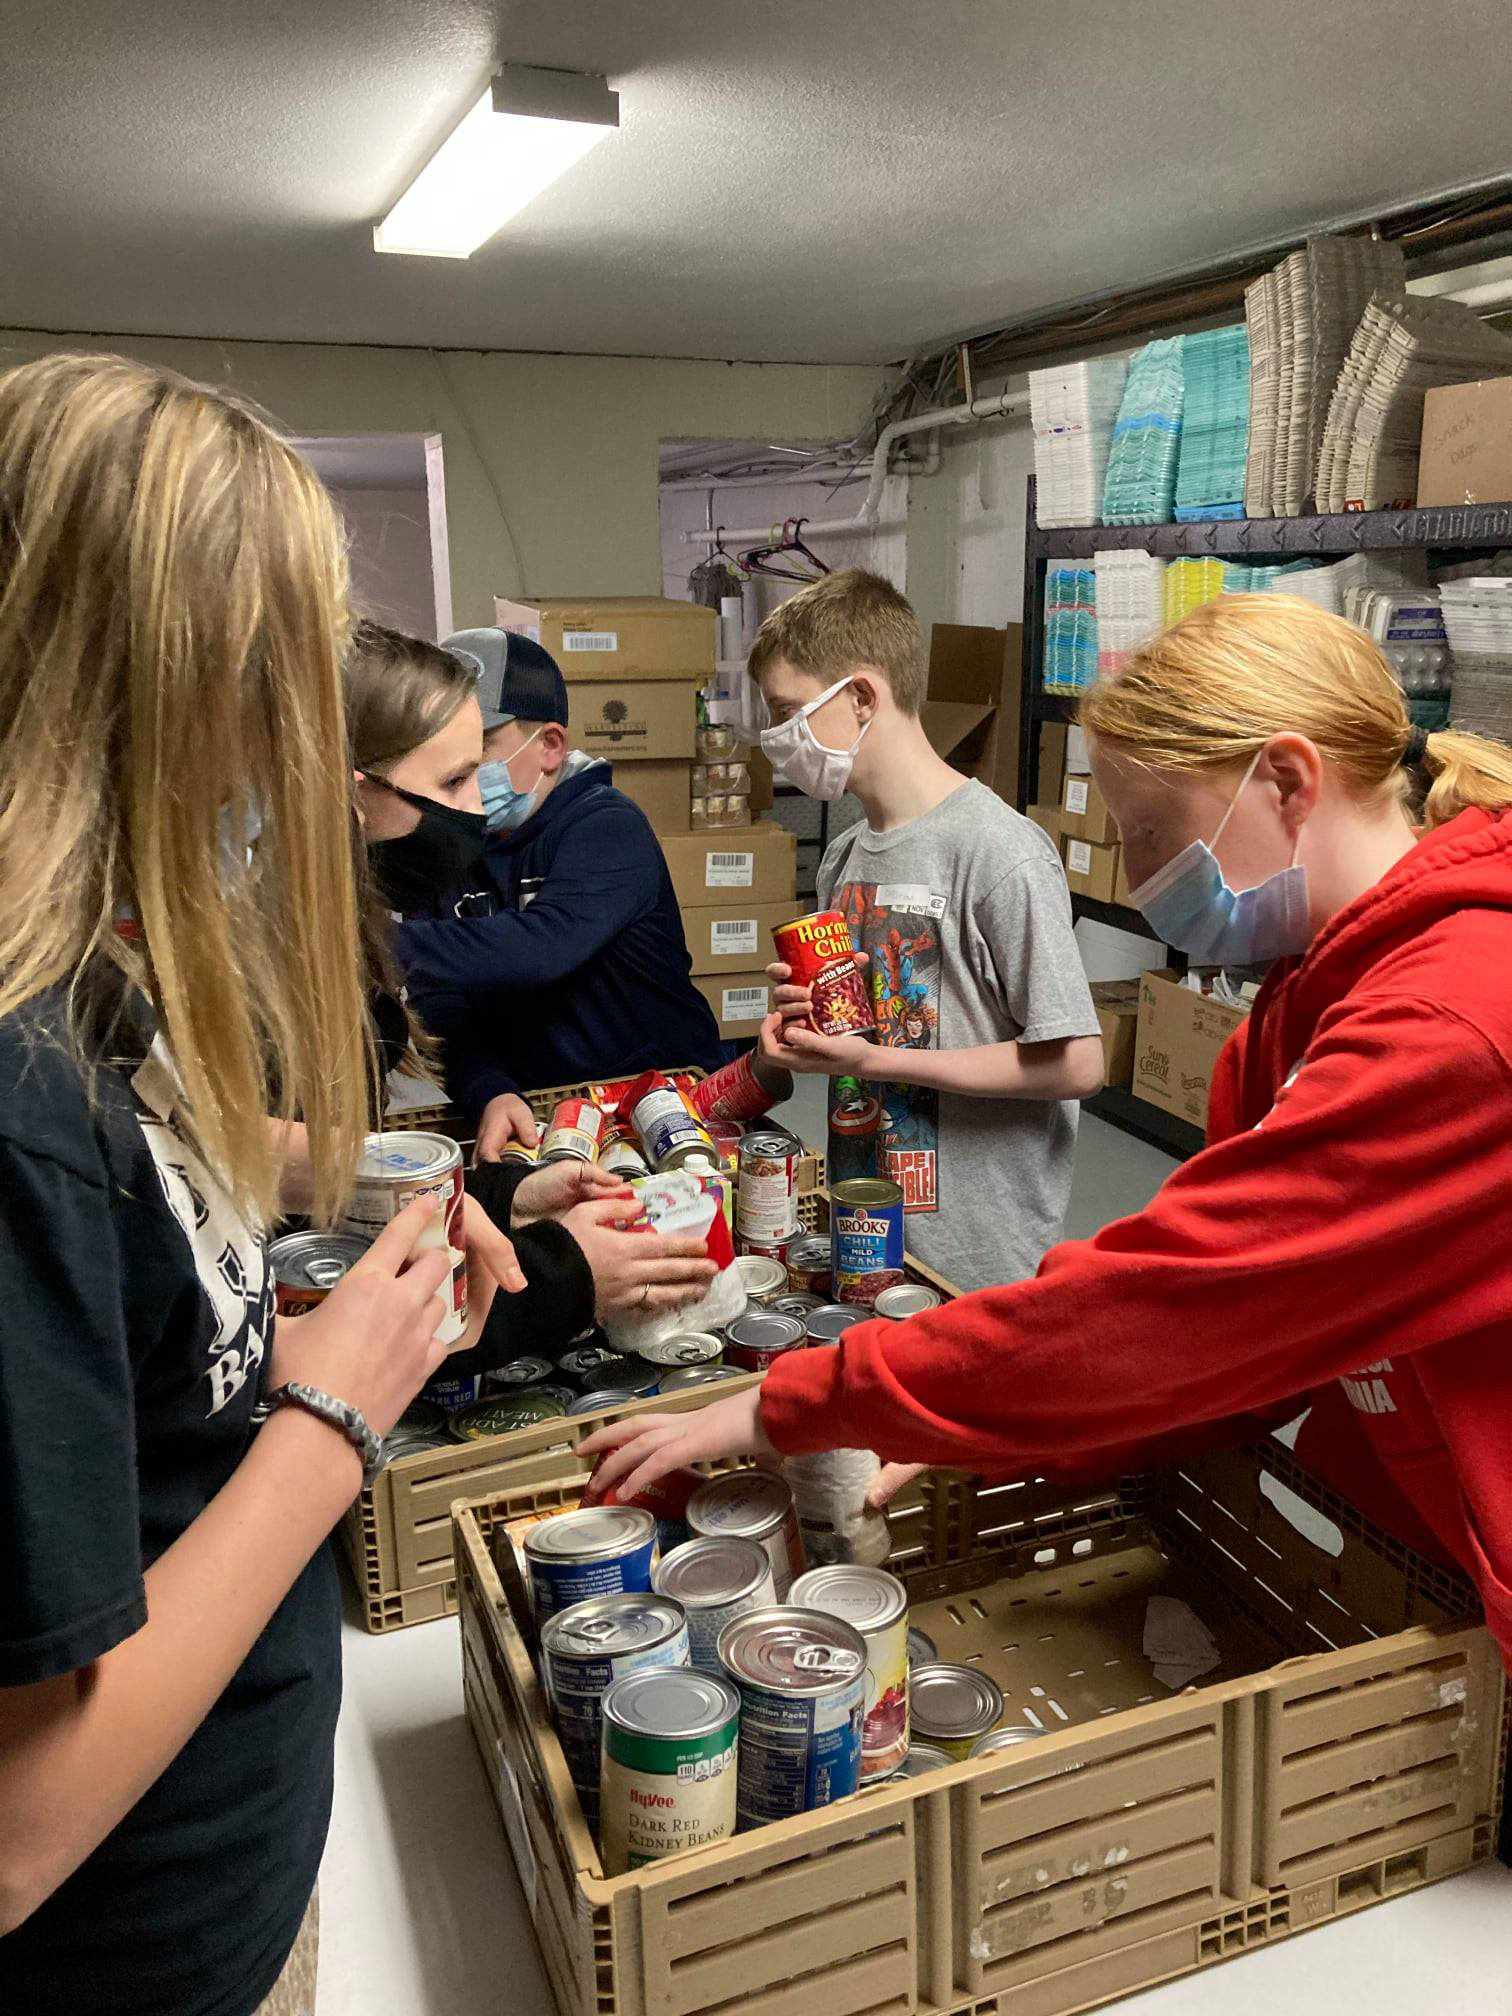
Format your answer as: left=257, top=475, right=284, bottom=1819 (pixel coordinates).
left=269, top=1232, right=368, bottom=1317
left=718, top=1607, right=867, bottom=1827
left=771, top=911, right=873, bottom=1038
left=341, top=1131, right=467, bottom=1344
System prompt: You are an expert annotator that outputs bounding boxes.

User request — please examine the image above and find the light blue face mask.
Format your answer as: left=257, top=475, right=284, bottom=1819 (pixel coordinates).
left=478, top=728, right=543, bottom=832
left=1127, top=750, right=1311, bottom=966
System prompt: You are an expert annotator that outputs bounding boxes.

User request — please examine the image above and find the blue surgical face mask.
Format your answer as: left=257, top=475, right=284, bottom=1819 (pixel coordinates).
left=478, top=727, right=543, bottom=832
left=1127, top=750, right=1311, bottom=966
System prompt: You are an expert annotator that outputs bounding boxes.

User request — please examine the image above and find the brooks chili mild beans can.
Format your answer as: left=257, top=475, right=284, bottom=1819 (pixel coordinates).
left=830, top=1178, right=905, bottom=1306
left=341, top=1131, right=467, bottom=1344
left=771, top=911, right=873, bottom=1038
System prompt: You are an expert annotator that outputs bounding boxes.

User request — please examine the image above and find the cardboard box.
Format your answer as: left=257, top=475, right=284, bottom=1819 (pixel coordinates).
left=1416, top=376, right=1512, bottom=508
left=746, top=744, right=775, bottom=816
left=1036, top=721, right=1067, bottom=807
left=493, top=595, right=715, bottom=681
left=613, top=759, right=692, bottom=833
left=1060, top=770, right=1118, bottom=845
left=692, top=970, right=773, bottom=1038
left=1028, top=802, right=1061, bottom=843
left=1089, top=979, right=1141, bottom=1088
left=659, top=822, right=796, bottom=908
left=567, top=680, right=696, bottom=762
left=1132, top=967, right=1248, bottom=1129
left=1114, top=845, right=1135, bottom=910
left=680, top=899, right=793, bottom=975
left=1062, top=835, right=1121, bottom=903
left=919, top=621, right=1022, bottom=803
left=1066, top=724, right=1091, bottom=775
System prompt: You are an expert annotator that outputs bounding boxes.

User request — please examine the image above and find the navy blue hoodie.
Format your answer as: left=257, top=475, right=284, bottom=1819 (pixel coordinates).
left=394, top=757, right=725, bottom=1119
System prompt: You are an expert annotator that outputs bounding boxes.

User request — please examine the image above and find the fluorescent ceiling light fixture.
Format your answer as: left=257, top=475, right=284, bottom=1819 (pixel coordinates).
left=374, top=64, right=619, bottom=259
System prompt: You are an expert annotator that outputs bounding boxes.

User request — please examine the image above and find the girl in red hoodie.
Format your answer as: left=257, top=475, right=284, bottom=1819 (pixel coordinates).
left=584, top=594, right=1512, bottom=1669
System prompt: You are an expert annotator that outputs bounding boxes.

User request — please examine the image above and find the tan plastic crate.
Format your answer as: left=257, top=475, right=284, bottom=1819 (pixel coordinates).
left=342, top=1172, right=951, bottom=1632
left=454, top=1440, right=1505, bottom=2016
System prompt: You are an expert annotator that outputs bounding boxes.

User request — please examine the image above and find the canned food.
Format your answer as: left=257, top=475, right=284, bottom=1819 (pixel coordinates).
left=584, top=1463, right=708, bottom=1555
left=632, top=1166, right=736, bottom=1273
left=541, top=1097, right=610, bottom=1164
left=659, top=1365, right=747, bottom=1393
left=567, top=1387, right=645, bottom=1417
left=830, top=1178, right=905, bottom=1306
left=828, top=1077, right=884, bottom=1185
left=372, top=1423, right=449, bottom=1470
left=766, top=1291, right=825, bottom=1321
left=736, top=1130, right=803, bottom=1242
left=738, top=1229, right=793, bottom=1263
left=687, top=1471, right=806, bottom=1598
left=886, top=1742, right=956, bottom=1779
left=342, top=1131, right=467, bottom=1344
left=421, top=1369, right=484, bottom=1411
left=630, top=1330, right=724, bottom=1369
left=395, top=1397, right=447, bottom=1435
left=790, top=1565, right=909, bottom=1781
left=269, top=1231, right=368, bottom=1317
left=718, top=1607, right=866, bottom=1827
left=703, top=1121, right=740, bottom=1178
left=907, top=1627, right=938, bottom=1668
left=600, top=1136, right=650, bottom=1180
left=624, top=1071, right=717, bottom=1172
left=496, top=1136, right=540, bottom=1169
left=874, top=1283, right=943, bottom=1320
left=785, top=1236, right=834, bottom=1297
left=601, top=1669, right=740, bottom=1872
left=485, top=1355, right=555, bottom=1394
left=655, top=1535, right=777, bottom=1672
left=909, top=1663, right=1005, bottom=1758
left=723, top=1310, right=808, bottom=1375
left=734, top=1254, right=789, bottom=1303
left=695, top=721, right=737, bottom=760
left=542, top=1593, right=690, bottom=1822
left=771, top=912, right=873, bottom=1038
left=559, top=1343, right=631, bottom=1390
left=448, top=1389, right=573, bottom=1440
left=969, top=1726, right=1050, bottom=1757
left=691, top=1050, right=776, bottom=1127
left=805, top=1304, right=868, bottom=1346
left=524, top=1506, right=659, bottom=1623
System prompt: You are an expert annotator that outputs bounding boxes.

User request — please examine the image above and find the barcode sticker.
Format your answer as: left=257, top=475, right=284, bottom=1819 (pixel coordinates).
left=1064, top=777, right=1090, bottom=816
left=1067, top=840, right=1092, bottom=875
left=722, top=985, right=770, bottom=1021
left=495, top=1743, right=538, bottom=1911
left=705, top=850, right=754, bottom=888
left=561, top=630, right=619, bottom=653
left=711, top=918, right=758, bottom=955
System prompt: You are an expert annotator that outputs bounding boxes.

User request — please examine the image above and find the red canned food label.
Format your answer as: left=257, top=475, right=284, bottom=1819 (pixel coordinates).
left=691, top=1051, right=775, bottom=1126
left=542, top=1097, right=609, bottom=1162
left=772, top=911, right=874, bottom=1038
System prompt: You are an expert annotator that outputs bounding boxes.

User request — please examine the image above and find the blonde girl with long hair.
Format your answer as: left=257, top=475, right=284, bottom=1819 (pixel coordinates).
left=0, top=355, right=515, bottom=2015
left=584, top=593, right=1512, bottom=1683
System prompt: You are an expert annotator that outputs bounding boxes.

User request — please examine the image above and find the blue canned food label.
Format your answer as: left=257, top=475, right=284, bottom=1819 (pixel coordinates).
left=421, top=1371, right=484, bottom=1410
left=546, top=1623, right=690, bottom=1819
left=734, top=1676, right=864, bottom=1828
left=831, top=1200, right=904, bottom=1301
left=634, top=1087, right=705, bottom=1165
left=529, top=1536, right=657, bottom=1624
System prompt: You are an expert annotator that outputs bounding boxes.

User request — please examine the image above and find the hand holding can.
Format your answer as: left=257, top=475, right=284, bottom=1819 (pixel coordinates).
left=769, top=916, right=873, bottom=1038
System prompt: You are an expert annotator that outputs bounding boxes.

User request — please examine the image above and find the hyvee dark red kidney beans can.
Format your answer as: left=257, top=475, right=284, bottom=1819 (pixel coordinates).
left=771, top=912, right=873, bottom=1038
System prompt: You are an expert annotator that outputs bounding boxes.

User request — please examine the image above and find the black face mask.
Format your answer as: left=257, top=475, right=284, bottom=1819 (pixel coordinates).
left=363, top=772, right=488, bottom=912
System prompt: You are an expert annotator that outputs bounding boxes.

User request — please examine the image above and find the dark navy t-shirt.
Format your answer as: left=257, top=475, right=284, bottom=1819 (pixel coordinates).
left=0, top=1006, right=339, bottom=2016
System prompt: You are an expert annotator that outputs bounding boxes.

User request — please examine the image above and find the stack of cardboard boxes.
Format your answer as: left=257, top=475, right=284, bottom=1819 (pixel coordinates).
left=492, top=594, right=797, bottom=1040
left=1029, top=722, right=1133, bottom=907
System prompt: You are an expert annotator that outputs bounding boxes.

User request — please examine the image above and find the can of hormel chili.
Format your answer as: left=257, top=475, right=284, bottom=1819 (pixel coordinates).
left=690, top=1050, right=776, bottom=1127
left=542, top=1097, right=610, bottom=1164
left=624, top=1071, right=718, bottom=1172
left=269, top=1232, right=368, bottom=1317
left=341, top=1131, right=467, bottom=1344
left=771, top=911, right=873, bottom=1038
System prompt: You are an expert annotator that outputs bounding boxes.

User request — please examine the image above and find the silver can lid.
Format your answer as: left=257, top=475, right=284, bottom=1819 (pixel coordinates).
left=724, top=1310, right=807, bottom=1352
left=789, top=1564, right=907, bottom=1634
left=355, top=1129, right=460, bottom=1181
left=873, top=1283, right=943, bottom=1319
left=655, top=1535, right=771, bottom=1609
left=734, top=1256, right=790, bottom=1299
left=805, top=1305, right=868, bottom=1344
left=888, top=1742, right=956, bottom=1779
left=687, top=1469, right=795, bottom=1543
left=632, top=1329, right=725, bottom=1368
left=718, top=1605, right=868, bottom=1694
left=541, top=1592, right=686, bottom=1662
left=767, top=1292, right=825, bottom=1319
left=524, top=1505, right=656, bottom=1563
left=785, top=1237, right=833, bottom=1270
left=910, top=1663, right=1005, bottom=1742
left=566, top=1388, right=643, bottom=1416
left=268, top=1231, right=368, bottom=1290
left=660, top=1365, right=745, bottom=1392
left=602, top=1667, right=739, bottom=1742
left=907, top=1627, right=938, bottom=1667
left=969, top=1725, right=1050, bottom=1757
left=739, top=1129, right=802, bottom=1160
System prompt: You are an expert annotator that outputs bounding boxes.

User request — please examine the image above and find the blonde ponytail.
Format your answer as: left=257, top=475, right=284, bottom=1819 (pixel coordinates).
left=1419, top=728, right=1512, bottom=830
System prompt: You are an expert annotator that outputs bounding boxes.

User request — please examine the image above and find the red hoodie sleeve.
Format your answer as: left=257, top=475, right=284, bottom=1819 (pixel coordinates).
left=762, top=993, right=1512, bottom=1472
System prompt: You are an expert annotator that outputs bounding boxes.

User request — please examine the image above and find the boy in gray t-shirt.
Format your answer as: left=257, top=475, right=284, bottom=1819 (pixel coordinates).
left=753, top=570, right=1104, bottom=1294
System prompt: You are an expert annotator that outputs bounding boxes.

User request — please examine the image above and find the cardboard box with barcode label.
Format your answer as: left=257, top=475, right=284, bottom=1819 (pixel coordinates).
left=1062, top=834, right=1121, bottom=903
left=493, top=596, right=715, bottom=681
left=1132, top=967, right=1248, bottom=1129
left=613, top=759, right=693, bottom=833
left=1060, top=771, right=1118, bottom=844
left=680, top=900, right=793, bottom=976
left=1090, top=979, right=1141, bottom=1089
left=567, top=681, right=696, bottom=763
left=692, top=971, right=773, bottom=1039
left=660, top=823, right=796, bottom=909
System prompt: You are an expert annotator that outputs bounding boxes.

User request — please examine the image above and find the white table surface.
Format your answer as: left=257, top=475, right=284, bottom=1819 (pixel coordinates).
left=316, top=1591, right=1512, bottom=2016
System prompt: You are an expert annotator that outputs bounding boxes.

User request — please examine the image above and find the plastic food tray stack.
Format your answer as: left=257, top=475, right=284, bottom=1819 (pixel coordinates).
left=1030, top=359, right=1130, bottom=529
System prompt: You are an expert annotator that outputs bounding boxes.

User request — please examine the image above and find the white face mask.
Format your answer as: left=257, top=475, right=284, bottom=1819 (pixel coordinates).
left=759, top=675, right=869, bottom=800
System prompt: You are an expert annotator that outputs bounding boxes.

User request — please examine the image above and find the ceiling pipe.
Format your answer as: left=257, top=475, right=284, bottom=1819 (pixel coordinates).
left=683, top=387, right=1028, bottom=546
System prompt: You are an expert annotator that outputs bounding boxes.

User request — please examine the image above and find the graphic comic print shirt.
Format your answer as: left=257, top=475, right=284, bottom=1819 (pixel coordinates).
left=818, top=780, right=1100, bottom=1292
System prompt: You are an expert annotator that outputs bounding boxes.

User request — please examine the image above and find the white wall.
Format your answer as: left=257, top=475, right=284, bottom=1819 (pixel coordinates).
left=334, top=485, right=439, bottom=638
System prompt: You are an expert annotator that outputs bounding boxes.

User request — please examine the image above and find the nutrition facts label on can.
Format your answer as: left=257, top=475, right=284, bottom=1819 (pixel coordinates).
left=735, top=1680, right=863, bottom=1826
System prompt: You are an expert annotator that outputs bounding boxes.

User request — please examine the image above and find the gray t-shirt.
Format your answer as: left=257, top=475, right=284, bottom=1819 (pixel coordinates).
left=819, top=778, right=1099, bottom=1293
